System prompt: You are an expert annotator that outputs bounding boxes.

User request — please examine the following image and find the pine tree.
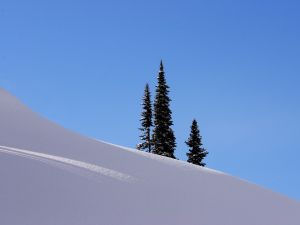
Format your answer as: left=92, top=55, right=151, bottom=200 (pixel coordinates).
left=186, top=119, right=208, bottom=166
left=152, top=61, right=176, bottom=158
left=137, top=83, right=153, bottom=152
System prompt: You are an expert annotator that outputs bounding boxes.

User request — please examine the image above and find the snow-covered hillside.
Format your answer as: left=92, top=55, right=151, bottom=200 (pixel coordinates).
left=0, top=88, right=299, bottom=225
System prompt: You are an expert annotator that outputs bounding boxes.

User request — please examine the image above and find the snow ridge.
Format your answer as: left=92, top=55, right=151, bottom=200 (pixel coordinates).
left=0, top=145, right=135, bottom=183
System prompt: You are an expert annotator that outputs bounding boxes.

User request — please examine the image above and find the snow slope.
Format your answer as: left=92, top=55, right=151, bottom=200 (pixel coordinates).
left=0, top=88, right=299, bottom=225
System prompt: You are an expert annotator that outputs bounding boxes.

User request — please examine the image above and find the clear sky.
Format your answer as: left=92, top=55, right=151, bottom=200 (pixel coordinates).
left=1, top=0, right=299, bottom=200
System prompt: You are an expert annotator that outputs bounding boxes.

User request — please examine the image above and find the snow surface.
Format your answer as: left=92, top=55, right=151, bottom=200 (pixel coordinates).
left=0, top=88, right=299, bottom=225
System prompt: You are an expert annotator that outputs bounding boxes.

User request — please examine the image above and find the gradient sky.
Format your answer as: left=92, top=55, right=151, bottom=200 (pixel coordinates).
left=1, top=0, right=300, bottom=200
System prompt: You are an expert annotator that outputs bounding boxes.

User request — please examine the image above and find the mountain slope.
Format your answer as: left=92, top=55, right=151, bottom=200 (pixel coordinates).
left=0, top=88, right=299, bottom=225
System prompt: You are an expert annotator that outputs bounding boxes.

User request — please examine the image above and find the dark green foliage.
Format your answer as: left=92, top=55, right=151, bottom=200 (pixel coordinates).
left=186, top=119, right=208, bottom=166
left=152, top=61, right=176, bottom=158
left=137, top=83, right=153, bottom=152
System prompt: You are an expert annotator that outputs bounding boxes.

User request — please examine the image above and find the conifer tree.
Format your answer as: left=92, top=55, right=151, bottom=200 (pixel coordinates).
left=137, top=83, right=153, bottom=152
left=186, top=119, right=208, bottom=166
left=152, top=61, right=176, bottom=158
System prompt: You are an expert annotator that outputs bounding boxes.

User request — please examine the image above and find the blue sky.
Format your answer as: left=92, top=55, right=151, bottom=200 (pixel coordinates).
left=1, top=0, right=300, bottom=200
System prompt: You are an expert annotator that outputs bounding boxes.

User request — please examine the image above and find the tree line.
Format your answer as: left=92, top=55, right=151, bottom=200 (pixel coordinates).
left=137, top=61, right=208, bottom=167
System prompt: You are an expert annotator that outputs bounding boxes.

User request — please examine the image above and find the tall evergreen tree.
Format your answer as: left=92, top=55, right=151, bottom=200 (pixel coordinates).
left=152, top=61, right=176, bottom=158
left=186, top=119, right=208, bottom=166
left=137, top=83, right=153, bottom=152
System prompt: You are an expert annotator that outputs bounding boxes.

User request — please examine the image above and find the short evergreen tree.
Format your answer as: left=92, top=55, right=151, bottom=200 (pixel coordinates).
left=152, top=61, right=176, bottom=158
left=137, top=83, right=153, bottom=152
left=186, top=119, right=208, bottom=166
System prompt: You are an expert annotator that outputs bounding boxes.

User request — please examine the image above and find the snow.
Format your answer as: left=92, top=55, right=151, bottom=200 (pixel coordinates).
left=0, top=88, right=299, bottom=225
left=0, top=145, right=135, bottom=182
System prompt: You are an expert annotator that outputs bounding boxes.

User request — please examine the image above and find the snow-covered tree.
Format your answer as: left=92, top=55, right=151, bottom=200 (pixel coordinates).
left=137, top=83, right=153, bottom=152
left=152, top=61, right=176, bottom=158
left=186, top=119, right=208, bottom=166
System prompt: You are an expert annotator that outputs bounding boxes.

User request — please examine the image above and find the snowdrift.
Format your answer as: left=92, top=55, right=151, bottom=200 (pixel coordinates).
left=0, top=88, right=299, bottom=225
